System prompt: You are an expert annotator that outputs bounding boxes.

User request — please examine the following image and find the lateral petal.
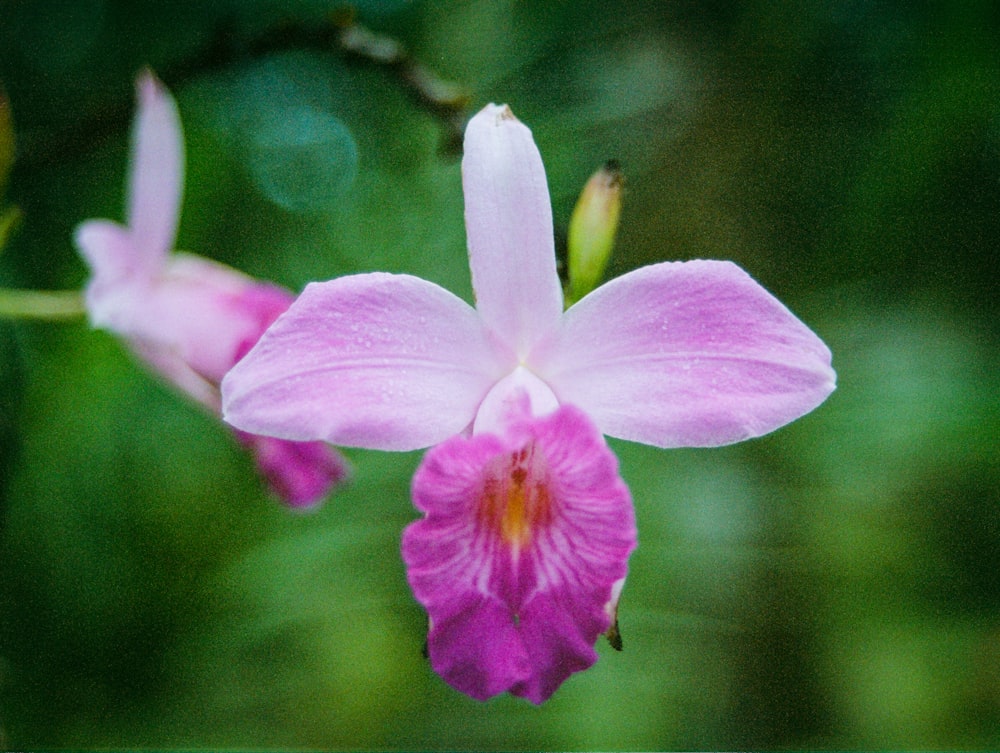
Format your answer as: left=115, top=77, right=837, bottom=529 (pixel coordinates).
left=402, top=404, right=635, bottom=703
left=222, top=273, right=511, bottom=451
left=532, top=260, right=836, bottom=448
left=462, top=104, right=563, bottom=356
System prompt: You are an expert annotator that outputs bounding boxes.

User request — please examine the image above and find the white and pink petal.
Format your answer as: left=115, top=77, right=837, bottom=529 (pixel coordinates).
left=222, top=273, right=513, bottom=451
left=112, top=254, right=292, bottom=385
left=462, top=104, right=563, bottom=356
left=532, top=260, right=836, bottom=448
left=127, top=70, right=183, bottom=268
left=74, top=219, right=150, bottom=329
left=471, top=366, right=560, bottom=437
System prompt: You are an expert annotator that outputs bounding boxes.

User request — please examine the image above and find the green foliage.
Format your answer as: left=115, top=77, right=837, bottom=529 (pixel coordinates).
left=0, top=206, right=20, bottom=253
left=0, top=87, right=12, bottom=193
left=0, top=86, right=16, bottom=257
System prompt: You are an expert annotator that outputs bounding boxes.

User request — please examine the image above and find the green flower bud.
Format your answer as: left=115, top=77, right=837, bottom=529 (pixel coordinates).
left=566, top=160, right=622, bottom=305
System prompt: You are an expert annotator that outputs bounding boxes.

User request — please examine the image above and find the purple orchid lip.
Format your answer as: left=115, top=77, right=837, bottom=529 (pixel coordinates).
left=221, top=101, right=835, bottom=699
left=402, top=402, right=635, bottom=704
left=74, top=70, right=347, bottom=507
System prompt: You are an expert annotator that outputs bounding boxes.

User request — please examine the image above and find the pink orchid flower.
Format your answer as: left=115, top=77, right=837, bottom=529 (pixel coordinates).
left=221, top=104, right=835, bottom=701
left=74, top=70, right=347, bottom=507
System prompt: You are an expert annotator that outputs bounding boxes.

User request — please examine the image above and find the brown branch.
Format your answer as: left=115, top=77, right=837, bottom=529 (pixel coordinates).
left=13, top=7, right=471, bottom=172
left=330, top=8, right=470, bottom=153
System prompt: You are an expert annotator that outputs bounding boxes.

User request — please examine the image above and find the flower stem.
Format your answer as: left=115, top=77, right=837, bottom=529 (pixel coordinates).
left=0, top=289, right=86, bottom=320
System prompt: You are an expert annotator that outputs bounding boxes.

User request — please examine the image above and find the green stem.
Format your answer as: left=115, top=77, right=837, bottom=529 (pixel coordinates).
left=0, top=289, right=86, bottom=320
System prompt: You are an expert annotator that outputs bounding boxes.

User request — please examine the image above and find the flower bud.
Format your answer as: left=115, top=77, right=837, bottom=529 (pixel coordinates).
left=566, top=160, right=623, bottom=305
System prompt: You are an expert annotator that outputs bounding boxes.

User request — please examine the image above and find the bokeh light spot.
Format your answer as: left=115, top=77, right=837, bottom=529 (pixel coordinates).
left=245, top=105, right=359, bottom=214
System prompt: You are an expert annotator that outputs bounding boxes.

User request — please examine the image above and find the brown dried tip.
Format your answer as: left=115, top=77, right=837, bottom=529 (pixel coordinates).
left=606, top=617, right=623, bottom=651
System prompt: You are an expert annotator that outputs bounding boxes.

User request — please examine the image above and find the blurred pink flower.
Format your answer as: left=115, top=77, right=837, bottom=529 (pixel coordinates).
left=74, top=70, right=346, bottom=507
left=222, top=104, right=835, bottom=700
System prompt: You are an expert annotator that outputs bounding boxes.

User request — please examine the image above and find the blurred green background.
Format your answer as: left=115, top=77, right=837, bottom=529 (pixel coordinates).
left=1, top=0, right=999, bottom=749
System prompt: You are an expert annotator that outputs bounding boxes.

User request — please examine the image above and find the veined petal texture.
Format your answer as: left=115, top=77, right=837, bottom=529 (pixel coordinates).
left=402, top=404, right=635, bottom=703
left=462, top=104, right=563, bottom=355
left=222, top=273, right=512, bottom=451
left=532, top=260, right=836, bottom=448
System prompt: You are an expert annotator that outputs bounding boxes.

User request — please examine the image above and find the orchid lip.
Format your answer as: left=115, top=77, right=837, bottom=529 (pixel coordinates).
left=477, top=440, right=553, bottom=558
left=403, top=403, right=636, bottom=703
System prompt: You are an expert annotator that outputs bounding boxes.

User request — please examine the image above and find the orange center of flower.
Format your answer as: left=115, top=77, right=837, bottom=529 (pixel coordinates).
left=479, top=444, right=553, bottom=552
